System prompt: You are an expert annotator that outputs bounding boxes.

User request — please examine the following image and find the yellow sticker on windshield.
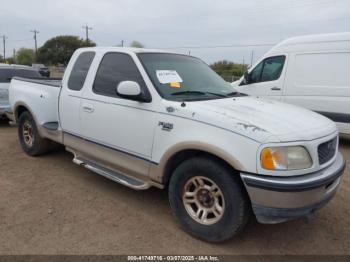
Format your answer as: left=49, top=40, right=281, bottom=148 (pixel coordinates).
left=170, top=82, right=181, bottom=88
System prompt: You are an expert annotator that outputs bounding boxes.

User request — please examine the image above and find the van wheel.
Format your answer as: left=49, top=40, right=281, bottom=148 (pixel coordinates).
left=18, top=111, right=50, bottom=156
left=168, top=156, right=250, bottom=242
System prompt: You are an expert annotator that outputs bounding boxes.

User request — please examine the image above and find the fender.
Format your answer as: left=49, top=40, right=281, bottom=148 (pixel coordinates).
left=149, top=141, right=245, bottom=184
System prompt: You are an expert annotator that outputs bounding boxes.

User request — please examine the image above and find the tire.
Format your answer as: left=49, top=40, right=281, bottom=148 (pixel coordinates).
left=18, top=111, right=51, bottom=156
left=169, top=156, right=250, bottom=242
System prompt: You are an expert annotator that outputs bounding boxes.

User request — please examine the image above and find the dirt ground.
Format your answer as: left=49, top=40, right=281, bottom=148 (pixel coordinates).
left=0, top=120, right=349, bottom=255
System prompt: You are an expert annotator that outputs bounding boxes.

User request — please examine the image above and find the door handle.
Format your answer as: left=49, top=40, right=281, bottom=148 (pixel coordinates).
left=82, top=104, right=94, bottom=113
left=271, top=87, right=281, bottom=91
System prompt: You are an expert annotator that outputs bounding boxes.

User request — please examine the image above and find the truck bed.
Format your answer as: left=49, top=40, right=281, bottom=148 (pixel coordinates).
left=9, top=77, right=61, bottom=128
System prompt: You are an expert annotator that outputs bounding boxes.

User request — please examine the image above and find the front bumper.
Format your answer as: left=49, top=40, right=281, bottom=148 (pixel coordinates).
left=241, top=153, right=346, bottom=224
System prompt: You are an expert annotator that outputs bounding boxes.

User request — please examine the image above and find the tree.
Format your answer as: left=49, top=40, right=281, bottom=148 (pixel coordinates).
left=0, top=54, right=3, bottom=63
left=130, top=40, right=144, bottom=48
left=210, top=60, right=248, bottom=82
left=16, top=48, right=35, bottom=66
left=6, top=57, right=16, bottom=64
left=37, top=35, right=96, bottom=65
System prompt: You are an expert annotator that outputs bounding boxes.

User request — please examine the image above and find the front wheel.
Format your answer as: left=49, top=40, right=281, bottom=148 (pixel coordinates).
left=169, top=156, right=250, bottom=242
left=18, top=111, right=51, bottom=156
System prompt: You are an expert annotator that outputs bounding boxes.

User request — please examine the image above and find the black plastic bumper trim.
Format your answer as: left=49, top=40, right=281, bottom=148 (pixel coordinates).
left=242, top=159, right=346, bottom=192
left=253, top=192, right=335, bottom=220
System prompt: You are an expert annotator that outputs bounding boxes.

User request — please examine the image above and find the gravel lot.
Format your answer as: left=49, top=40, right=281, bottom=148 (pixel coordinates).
left=0, top=120, right=349, bottom=255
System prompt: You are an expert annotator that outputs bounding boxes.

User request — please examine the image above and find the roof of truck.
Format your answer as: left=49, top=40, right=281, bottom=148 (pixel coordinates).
left=267, top=32, right=350, bottom=55
left=77, top=47, right=179, bottom=54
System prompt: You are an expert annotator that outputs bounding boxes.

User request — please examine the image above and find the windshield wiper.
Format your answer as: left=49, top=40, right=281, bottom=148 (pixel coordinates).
left=226, top=91, right=248, bottom=97
left=171, top=91, right=227, bottom=98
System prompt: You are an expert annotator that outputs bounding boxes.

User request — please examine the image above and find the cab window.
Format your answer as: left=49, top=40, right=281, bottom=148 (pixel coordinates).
left=261, top=56, right=286, bottom=82
left=245, top=55, right=286, bottom=84
left=68, top=52, right=95, bottom=91
left=249, top=61, right=263, bottom=83
left=93, top=52, right=148, bottom=98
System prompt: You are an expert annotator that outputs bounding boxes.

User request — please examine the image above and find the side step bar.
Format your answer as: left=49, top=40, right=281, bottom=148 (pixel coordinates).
left=73, top=157, right=151, bottom=190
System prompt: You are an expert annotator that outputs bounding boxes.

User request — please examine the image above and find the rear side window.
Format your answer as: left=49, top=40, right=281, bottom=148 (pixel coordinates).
left=68, top=52, right=95, bottom=91
left=13, top=69, right=42, bottom=79
left=93, top=52, right=147, bottom=97
left=0, top=69, right=13, bottom=83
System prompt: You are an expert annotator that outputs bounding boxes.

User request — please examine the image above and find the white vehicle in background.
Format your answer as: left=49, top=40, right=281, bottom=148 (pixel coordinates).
left=9, top=47, right=345, bottom=242
left=0, top=64, right=43, bottom=119
left=233, top=32, right=350, bottom=135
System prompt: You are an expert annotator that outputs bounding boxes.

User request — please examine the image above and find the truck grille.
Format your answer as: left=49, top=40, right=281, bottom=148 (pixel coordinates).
left=318, top=137, right=337, bottom=165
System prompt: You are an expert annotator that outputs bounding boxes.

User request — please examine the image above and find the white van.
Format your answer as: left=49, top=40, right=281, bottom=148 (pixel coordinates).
left=233, top=32, right=350, bottom=135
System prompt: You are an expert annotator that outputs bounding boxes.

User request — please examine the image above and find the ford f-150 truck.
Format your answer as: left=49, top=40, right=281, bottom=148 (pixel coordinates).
left=9, top=47, right=346, bottom=242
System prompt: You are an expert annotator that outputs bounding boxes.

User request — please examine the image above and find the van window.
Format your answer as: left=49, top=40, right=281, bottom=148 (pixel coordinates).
left=247, top=55, right=286, bottom=84
left=68, top=52, right=95, bottom=91
left=261, top=56, right=286, bottom=82
left=93, top=53, right=147, bottom=98
left=0, top=68, right=13, bottom=83
left=295, top=52, right=350, bottom=88
left=249, top=61, right=264, bottom=83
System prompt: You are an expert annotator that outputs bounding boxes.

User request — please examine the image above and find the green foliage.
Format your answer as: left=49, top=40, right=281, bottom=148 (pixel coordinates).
left=6, top=57, right=16, bottom=64
left=210, top=60, right=248, bottom=81
left=37, top=35, right=96, bottom=65
left=130, top=40, right=144, bottom=48
left=16, top=48, right=35, bottom=66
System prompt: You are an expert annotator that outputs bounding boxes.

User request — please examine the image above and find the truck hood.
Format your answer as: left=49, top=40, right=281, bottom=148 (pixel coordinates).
left=170, top=97, right=337, bottom=143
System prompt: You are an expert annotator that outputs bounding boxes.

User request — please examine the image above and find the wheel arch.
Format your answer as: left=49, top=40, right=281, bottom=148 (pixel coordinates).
left=153, top=142, right=245, bottom=188
left=14, top=102, right=34, bottom=121
left=14, top=102, right=44, bottom=135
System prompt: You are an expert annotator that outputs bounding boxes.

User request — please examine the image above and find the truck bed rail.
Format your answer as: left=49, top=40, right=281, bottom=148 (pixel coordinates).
left=12, top=77, right=62, bottom=88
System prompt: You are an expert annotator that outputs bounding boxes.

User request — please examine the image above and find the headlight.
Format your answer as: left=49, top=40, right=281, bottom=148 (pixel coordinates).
left=261, top=146, right=312, bottom=171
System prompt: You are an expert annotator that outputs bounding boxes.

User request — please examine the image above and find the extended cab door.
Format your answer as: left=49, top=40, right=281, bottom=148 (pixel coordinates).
left=79, top=52, right=156, bottom=177
left=236, top=55, right=287, bottom=100
left=59, top=51, right=96, bottom=135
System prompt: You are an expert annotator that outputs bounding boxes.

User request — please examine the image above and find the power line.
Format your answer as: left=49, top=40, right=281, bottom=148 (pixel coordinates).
left=30, top=30, right=39, bottom=59
left=82, top=24, right=92, bottom=44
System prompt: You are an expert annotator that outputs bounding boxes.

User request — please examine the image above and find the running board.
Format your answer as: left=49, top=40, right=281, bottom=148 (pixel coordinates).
left=73, top=157, right=151, bottom=190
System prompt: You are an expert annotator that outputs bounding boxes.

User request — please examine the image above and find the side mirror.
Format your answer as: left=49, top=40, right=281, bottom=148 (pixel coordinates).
left=116, top=81, right=151, bottom=103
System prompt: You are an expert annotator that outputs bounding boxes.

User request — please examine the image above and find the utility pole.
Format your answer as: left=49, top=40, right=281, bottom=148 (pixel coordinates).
left=242, top=56, right=245, bottom=75
left=82, top=24, right=92, bottom=44
left=250, top=50, right=254, bottom=68
left=1, top=35, right=7, bottom=61
left=121, top=40, right=124, bottom=47
left=13, top=49, right=16, bottom=63
left=30, top=30, right=39, bottom=59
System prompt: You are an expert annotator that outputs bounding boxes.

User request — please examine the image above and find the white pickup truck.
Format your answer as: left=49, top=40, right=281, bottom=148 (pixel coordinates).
left=9, top=47, right=346, bottom=242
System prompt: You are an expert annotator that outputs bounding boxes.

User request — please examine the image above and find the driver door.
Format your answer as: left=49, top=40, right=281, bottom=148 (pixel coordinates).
left=236, top=55, right=287, bottom=101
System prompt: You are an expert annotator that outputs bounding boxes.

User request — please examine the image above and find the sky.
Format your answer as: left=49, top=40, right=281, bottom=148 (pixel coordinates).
left=0, top=0, right=349, bottom=64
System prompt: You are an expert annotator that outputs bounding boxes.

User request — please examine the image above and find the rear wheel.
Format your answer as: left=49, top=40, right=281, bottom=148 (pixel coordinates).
left=18, top=111, right=51, bottom=156
left=169, top=156, right=250, bottom=242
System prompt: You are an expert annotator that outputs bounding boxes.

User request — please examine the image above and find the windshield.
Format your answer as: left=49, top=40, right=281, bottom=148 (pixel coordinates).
left=138, top=53, right=238, bottom=101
